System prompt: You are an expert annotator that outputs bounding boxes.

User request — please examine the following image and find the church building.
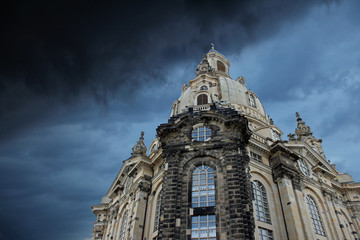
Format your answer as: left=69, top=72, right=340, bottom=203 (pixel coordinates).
left=91, top=47, right=360, bottom=240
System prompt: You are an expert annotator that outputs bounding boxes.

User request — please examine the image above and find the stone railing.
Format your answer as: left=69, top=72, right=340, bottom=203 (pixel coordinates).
left=251, top=133, right=267, bottom=145
left=94, top=221, right=106, bottom=227
left=193, top=104, right=211, bottom=111
left=236, top=105, right=267, bottom=123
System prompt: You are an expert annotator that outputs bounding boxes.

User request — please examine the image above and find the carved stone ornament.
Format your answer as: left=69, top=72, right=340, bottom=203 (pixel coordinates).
left=287, top=133, right=296, bottom=140
left=138, top=180, right=151, bottom=193
left=131, top=131, right=147, bottom=157
left=235, top=76, right=246, bottom=86
left=295, top=112, right=313, bottom=140
left=196, top=55, right=212, bottom=76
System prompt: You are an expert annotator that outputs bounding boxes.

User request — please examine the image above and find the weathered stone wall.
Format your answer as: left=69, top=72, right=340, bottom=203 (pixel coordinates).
left=157, top=109, right=255, bottom=240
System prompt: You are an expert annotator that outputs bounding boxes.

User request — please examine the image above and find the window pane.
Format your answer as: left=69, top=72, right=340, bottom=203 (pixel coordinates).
left=306, top=195, right=326, bottom=236
left=191, top=215, right=216, bottom=240
left=192, top=126, right=212, bottom=141
left=192, top=165, right=216, bottom=207
left=252, top=181, right=271, bottom=224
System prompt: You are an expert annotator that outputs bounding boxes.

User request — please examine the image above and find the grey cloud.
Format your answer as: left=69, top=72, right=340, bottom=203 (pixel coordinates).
left=1, top=1, right=359, bottom=240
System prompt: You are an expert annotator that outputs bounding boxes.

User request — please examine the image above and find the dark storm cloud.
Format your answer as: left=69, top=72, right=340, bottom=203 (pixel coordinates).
left=0, top=0, right=340, bottom=144
left=0, top=1, right=357, bottom=240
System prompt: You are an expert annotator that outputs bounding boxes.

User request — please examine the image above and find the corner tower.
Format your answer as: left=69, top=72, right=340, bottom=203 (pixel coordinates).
left=158, top=47, right=256, bottom=239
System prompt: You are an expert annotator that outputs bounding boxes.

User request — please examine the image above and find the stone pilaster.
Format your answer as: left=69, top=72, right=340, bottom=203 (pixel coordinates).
left=270, top=143, right=305, bottom=240
left=322, top=190, right=342, bottom=239
left=129, top=180, right=151, bottom=240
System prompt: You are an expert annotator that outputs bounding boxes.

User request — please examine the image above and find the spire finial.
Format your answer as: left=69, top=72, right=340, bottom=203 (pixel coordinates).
left=294, top=112, right=313, bottom=140
left=211, top=43, right=215, bottom=50
left=131, top=131, right=147, bottom=157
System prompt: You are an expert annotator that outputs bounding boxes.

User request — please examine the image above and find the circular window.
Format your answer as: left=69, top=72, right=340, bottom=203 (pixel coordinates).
left=298, top=159, right=311, bottom=176
left=192, top=126, right=212, bottom=141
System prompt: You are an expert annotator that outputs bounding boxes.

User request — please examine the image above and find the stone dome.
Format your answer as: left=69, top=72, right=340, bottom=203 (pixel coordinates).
left=171, top=49, right=269, bottom=126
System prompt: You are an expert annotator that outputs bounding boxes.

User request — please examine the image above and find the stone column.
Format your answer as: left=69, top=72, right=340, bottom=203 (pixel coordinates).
left=129, top=180, right=151, bottom=240
left=332, top=200, right=348, bottom=239
left=293, top=187, right=313, bottom=240
left=270, top=143, right=305, bottom=240
left=276, top=177, right=305, bottom=240
left=322, top=191, right=342, bottom=239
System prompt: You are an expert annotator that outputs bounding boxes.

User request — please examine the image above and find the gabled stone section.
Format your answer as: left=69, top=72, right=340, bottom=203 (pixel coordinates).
left=196, top=55, right=213, bottom=76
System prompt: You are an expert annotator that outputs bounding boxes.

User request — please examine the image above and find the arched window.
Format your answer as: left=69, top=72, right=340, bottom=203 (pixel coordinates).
left=249, top=94, right=257, bottom=108
left=191, top=164, right=216, bottom=239
left=306, top=195, right=325, bottom=236
left=197, top=94, right=208, bottom=105
left=298, top=159, right=311, bottom=177
left=119, top=210, right=128, bottom=240
left=154, top=190, right=162, bottom=232
left=192, top=126, right=212, bottom=141
left=252, top=181, right=271, bottom=224
left=192, top=165, right=215, bottom=207
left=217, top=61, right=226, bottom=72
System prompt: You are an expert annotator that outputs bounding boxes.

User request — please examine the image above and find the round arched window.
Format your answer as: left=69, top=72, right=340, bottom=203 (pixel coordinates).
left=197, top=94, right=208, bottom=105
left=298, top=159, right=311, bottom=176
left=192, top=126, right=212, bottom=141
left=217, top=61, right=226, bottom=72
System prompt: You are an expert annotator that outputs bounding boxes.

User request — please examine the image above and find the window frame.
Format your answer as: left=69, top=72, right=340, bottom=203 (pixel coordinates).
left=217, top=61, right=226, bottom=72
left=252, top=180, right=271, bottom=224
left=249, top=93, right=257, bottom=108
left=190, top=164, right=217, bottom=240
left=153, top=190, right=162, bottom=232
left=119, top=209, right=129, bottom=240
left=192, top=126, right=212, bottom=142
left=250, top=151, right=262, bottom=163
left=306, top=195, right=326, bottom=236
left=298, top=159, right=311, bottom=177
left=196, top=93, right=209, bottom=105
left=258, top=227, right=274, bottom=240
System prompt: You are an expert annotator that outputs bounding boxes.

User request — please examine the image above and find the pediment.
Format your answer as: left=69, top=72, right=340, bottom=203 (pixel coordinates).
left=284, top=142, right=337, bottom=176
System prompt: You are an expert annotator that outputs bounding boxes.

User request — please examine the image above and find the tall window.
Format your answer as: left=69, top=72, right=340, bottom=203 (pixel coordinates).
left=191, top=215, right=216, bottom=240
left=258, top=227, right=274, bottom=240
left=306, top=195, right=325, bottom=236
left=249, top=94, right=256, bottom=108
left=154, top=191, right=162, bottom=232
left=192, top=165, right=215, bottom=207
left=217, top=61, right=225, bottom=72
left=252, top=181, right=271, bottom=224
left=197, top=94, right=208, bottom=105
left=191, top=164, right=216, bottom=240
left=119, top=210, right=128, bottom=240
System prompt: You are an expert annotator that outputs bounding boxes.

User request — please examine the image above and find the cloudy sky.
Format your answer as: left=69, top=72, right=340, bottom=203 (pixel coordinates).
left=0, top=0, right=359, bottom=239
